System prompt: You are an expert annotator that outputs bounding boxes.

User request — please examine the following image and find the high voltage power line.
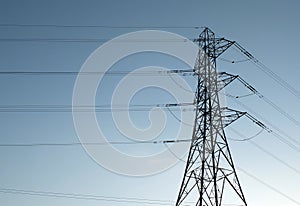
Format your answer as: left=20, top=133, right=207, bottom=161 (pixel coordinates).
left=0, top=24, right=298, bottom=103
left=2, top=69, right=299, bottom=135
left=227, top=128, right=264, bottom=142
left=0, top=138, right=191, bottom=147
left=221, top=73, right=300, bottom=128
left=170, top=98, right=300, bottom=154
left=228, top=127, right=300, bottom=175
left=0, top=102, right=194, bottom=112
left=165, top=147, right=300, bottom=206
left=0, top=80, right=299, bottom=153
left=1, top=36, right=299, bottom=103
left=233, top=43, right=300, bottom=100
left=0, top=23, right=204, bottom=29
left=0, top=69, right=194, bottom=76
left=0, top=36, right=297, bottom=109
left=1, top=173, right=298, bottom=205
left=160, top=129, right=300, bottom=205
left=237, top=168, right=300, bottom=205
left=1, top=109, right=299, bottom=153
left=0, top=187, right=247, bottom=206
left=0, top=35, right=298, bottom=155
left=1, top=26, right=299, bottom=205
left=227, top=96, right=300, bottom=150
left=0, top=38, right=195, bottom=43
left=0, top=187, right=174, bottom=205
left=1, top=174, right=299, bottom=206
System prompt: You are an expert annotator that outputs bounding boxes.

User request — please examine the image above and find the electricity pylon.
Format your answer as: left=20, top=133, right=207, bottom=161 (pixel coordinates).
left=175, top=28, right=247, bottom=206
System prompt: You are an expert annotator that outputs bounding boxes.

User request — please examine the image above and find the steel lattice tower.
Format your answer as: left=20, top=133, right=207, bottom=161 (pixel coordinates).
left=175, top=28, right=247, bottom=206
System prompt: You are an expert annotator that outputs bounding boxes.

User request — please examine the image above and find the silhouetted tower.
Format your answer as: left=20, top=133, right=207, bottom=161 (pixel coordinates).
left=175, top=28, right=247, bottom=206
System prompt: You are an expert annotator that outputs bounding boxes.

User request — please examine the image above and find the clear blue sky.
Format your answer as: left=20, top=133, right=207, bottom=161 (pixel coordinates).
left=0, top=0, right=300, bottom=206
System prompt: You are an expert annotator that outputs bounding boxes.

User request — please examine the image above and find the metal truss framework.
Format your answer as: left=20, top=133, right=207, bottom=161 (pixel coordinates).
left=175, top=28, right=247, bottom=206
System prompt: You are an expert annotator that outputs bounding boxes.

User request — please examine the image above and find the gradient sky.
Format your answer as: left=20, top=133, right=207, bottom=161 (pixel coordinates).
left=0, top=0, right=300, bottom=206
